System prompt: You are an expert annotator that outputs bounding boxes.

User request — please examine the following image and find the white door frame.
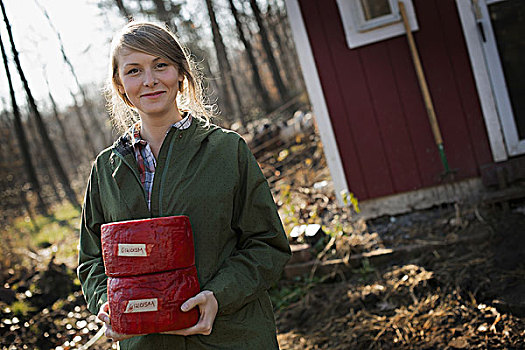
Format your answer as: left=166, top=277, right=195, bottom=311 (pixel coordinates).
left=285, top=0, right=351, bottom=206
left=456, top=0, right=524, bottom=160
left=479, top=0, right=525, bottom=156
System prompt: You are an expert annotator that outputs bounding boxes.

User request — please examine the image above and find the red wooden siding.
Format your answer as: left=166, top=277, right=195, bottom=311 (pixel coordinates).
left=298, top=0, right=493, bottom=200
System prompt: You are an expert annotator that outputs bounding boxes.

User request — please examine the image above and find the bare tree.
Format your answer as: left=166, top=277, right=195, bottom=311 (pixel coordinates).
left=162, top=6, right=218, bottom=111
left=114, top=0, right=132, bottom=19
left=137, top=0, right=146, bottom=13
left=266, top=1, right=294, bottom=90
left=271, top=0, right=306, bottom=92
left=24, top=107, right=62, bottom=203
left=227, top=0, right=273, bottom=112
left=42, top=68, right=81, bottom=169
left=248, top=0, right=288, bottom=102
left=1, top=0, right=80, bottom=209
left=70, top=91, right=98, bottom=159
left=0, top=31, right=48, bottom=214
left=151, top=0, right=178, bottom=31
left=205, top=0, right=243, bottom=122
left=0, top=108, right=39, bottom=226
left=34, top=0, right=112, bottom=148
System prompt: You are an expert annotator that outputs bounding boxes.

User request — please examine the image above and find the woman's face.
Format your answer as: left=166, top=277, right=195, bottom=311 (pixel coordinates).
left=116, top=48, right=183, bottom=121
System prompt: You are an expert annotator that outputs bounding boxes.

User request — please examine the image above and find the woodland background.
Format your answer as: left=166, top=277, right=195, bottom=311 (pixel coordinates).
left=0, top=0, right=307, bottom=221
left=1, top=1, right=524, bottom=349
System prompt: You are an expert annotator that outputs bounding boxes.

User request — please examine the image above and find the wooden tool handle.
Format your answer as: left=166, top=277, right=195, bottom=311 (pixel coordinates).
left=399, top=1, right=443, bottom=145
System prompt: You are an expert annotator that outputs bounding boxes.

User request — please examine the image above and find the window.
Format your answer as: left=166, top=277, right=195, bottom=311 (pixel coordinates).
left=353, top=0, right=401, bottom=32
left=336, top=0, right=419, bottom=48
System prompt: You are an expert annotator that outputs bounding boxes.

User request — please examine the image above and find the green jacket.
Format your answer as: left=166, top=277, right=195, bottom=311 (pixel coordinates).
left=77, top=118, right=291, bottom=349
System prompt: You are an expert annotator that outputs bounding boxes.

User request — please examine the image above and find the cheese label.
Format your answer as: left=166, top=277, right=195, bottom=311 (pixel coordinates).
left=118, top=243, right=147, bottom=257
left=124, top=298, right=158, bottom=313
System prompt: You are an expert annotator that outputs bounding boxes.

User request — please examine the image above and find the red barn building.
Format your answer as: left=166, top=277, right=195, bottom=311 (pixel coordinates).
left=286, top=0, right=525, bottom=216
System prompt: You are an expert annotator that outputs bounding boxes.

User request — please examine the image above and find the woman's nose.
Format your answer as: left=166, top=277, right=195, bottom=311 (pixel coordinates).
left=143, top=70, right=158, bottom=87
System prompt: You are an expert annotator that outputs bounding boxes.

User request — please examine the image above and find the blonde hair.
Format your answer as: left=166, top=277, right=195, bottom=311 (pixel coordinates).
left=107, top=21, right=212, bottom=133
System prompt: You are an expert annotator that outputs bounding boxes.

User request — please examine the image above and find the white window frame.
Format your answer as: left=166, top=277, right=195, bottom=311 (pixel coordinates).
left=336, top=0, right=419, bottom=48
left=351, top=0, right=401, bottom=32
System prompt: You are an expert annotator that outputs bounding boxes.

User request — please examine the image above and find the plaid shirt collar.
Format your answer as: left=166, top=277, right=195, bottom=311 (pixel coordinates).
left=129, top=113, right=193, bottom=210
left=130, top=113, right=192, bottom=148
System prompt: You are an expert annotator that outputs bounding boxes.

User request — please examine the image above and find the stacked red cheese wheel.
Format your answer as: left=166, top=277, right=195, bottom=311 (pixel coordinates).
left=101, top=216, right=200, bottom=335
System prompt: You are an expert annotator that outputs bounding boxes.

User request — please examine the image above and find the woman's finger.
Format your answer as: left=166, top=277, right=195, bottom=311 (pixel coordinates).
left=165, top=290, right=217, bottom=336
left=104, top=323, right=142, bottom=341
left=97, top=312, right=110, bottom=325
left=97, top=302, right=111, bottom=325
left=181, top=292, right=206, bottom=312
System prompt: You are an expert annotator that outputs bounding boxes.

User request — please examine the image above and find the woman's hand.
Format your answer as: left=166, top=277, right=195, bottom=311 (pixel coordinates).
left=162, top=290, right=218, bottom=336
left=97, top=302, right=143, bottom=341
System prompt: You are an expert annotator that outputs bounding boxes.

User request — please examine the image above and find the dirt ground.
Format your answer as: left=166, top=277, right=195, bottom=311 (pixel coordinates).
left=2, top=202, right=523, bottom=349
left=1, top=133, right=524, bottom=349
left=276, top=203, right=525, bottom=349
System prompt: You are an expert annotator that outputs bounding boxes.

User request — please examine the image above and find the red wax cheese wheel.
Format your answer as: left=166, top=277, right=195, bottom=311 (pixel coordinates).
left=108, top=266, right=200, bottom=334
left=101, top=216, right=195, bottom=277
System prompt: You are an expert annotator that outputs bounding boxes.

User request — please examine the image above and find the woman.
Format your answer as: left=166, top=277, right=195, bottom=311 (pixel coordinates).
left=77, top=21, right=291, bottom=349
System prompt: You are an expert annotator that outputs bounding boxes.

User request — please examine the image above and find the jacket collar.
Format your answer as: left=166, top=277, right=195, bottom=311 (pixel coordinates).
left=108, top=116, right=221, bottom=218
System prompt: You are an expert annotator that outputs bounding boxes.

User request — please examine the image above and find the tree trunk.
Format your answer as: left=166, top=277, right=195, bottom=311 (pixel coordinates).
left=0, top=110, right=36, bottom=228
left=114, top=0, right=131, bottom=19
left=173, top=15, right=218, bottom=113
left=1, top=0, right=80, bottom=209
left=43, top=73, right=80, bottom=170
left=35, top=0, right=111, bottom=148
left=266, top=1, right=295, bottom=91
left=205, top=0, right=243, bottom=122
left=248, top=0, right=288, bottom=102
left=137, top=0, right=146, bottom=14
left=151, top=0, right=178, bottom=31
left=70, top=91, right=98, bottom=159
left=0, top=31, right=48, bottom=214
left=25, top=111, right=62, bottom=204
left=274, top=0, right=306, bottom=92
left=227, top=0, right=273, bottom=112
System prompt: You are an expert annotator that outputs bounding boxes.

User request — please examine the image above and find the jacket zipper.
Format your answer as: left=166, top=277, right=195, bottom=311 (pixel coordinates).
left=158, top=132, right=177, bottom=216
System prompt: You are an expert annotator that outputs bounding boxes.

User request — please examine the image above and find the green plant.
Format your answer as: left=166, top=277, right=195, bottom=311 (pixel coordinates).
left=10, top=300, right=36, bottom=317
left=352, top=258, right=375, bottom=282
left=1, top=202, right=82, bottom=278
left=269, top=275, right=328, bottom=311
left=341, top=189, right=360, bottom=213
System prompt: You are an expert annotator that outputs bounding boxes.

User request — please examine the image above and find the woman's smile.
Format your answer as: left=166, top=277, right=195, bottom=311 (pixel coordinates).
left=141, top=91, right=166, bottom=99
left=117, top=49, right=183, bottom=122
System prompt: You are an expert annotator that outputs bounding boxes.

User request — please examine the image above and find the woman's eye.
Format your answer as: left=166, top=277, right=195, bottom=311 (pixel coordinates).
left=126, top=68, right=139, bottom=75
left=156, top=62, right=168, bottom=69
